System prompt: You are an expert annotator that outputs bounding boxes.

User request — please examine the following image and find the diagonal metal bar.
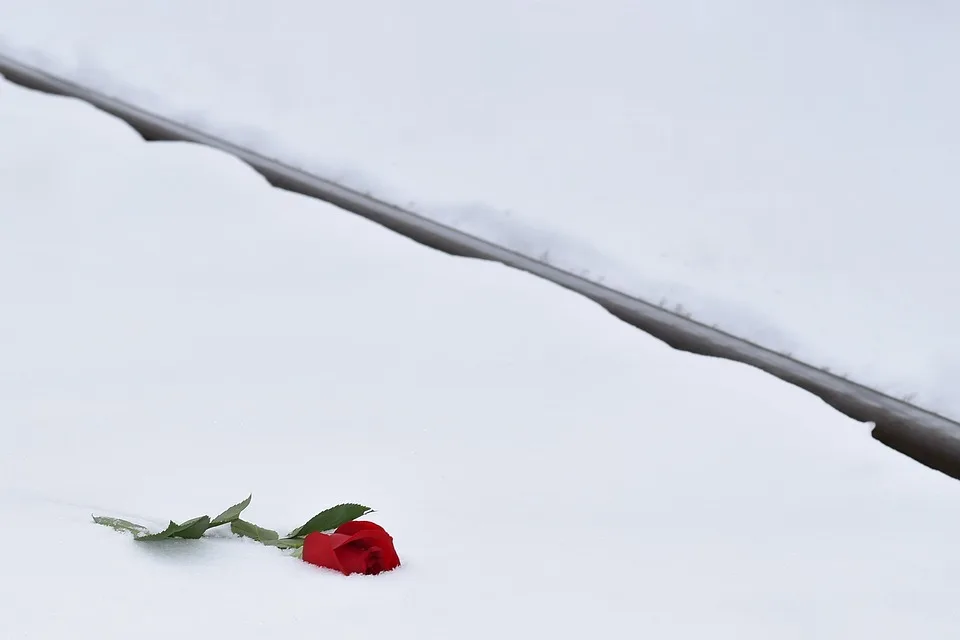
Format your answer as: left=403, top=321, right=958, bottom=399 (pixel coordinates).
left=3, top=52, right=959, bottom=478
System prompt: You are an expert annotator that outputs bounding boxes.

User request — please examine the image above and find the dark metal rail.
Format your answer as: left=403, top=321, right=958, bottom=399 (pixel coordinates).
left=3, top=52, right=958, bottom=478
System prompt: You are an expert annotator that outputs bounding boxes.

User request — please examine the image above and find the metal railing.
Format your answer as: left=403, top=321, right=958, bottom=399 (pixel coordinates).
left=4, top=52, right=958, bottom=478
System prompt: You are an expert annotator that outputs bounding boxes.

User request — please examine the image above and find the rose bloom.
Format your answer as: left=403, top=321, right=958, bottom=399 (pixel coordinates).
left=302, top=521, right=401, bottom=576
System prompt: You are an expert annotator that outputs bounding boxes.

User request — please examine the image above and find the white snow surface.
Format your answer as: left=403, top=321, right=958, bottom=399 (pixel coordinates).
left=1, top=2, right=959, bottom=418
left=4, top=77, right=960, bottom=638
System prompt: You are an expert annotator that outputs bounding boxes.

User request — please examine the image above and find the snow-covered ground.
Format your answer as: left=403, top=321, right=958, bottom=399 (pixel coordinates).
left=2, top=2, right=959, bottom=419
left=4, top=76, right=960, bottom=638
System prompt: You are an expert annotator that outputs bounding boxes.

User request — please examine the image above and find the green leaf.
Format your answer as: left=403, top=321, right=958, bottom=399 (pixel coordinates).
left=261, top=537, right=305, bottom=549
left=175, top=516, right=212, bottom=540
left=287, top=503, right=373, bottom=538
left=211, top=495, right=252, bottom=527
left=231, top=519, right=279, bottom=543
left=135, top=520, right=181, bottom=541
left=137, top=515, right=212, bottom=541
left=93, top=515, right=151, bottom=538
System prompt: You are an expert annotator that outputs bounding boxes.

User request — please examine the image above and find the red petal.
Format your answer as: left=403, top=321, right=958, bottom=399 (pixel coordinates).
left=302, top=532, right=346, bottom=574
left=327, top=533, right=356, bottom=549
left=361, top=546, right=387, bottom=575
left=332, top=525, right=400, bottom=572
left=334, top=542, right=371, bottom=575
left=335, top=521, right=391, bottom=537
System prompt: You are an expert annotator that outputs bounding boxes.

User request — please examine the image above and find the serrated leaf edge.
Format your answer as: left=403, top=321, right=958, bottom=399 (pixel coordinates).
left=210, top=494, right=253, bottom=528
left=287, top=503, right=374, bottom=538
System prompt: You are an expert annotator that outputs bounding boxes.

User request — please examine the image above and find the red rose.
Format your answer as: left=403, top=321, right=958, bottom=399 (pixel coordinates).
left=302, top=520, right=401, bottom=576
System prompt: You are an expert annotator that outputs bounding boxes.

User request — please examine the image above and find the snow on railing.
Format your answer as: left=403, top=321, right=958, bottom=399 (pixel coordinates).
left=3, top=51, right=959, bottom=480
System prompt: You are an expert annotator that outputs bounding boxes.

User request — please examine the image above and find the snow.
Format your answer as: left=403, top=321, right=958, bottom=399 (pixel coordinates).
left=4, top=76, right=960, bottom=639
left=2, top=2, right=959, bottom=418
